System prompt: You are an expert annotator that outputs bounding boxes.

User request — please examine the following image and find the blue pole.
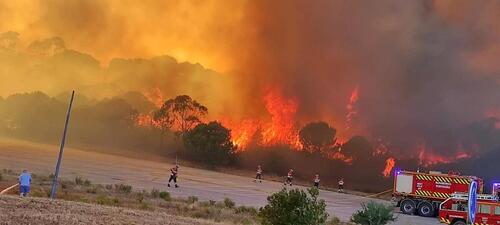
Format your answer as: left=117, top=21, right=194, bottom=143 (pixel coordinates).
left=50, top=91, right=75, bottom=199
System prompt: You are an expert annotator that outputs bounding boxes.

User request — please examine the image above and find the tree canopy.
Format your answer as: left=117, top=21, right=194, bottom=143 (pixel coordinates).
left=182, top=121, right=236, bottom=167
left=299, top=121, right=336, bottom=154
left=153, top=95, right=207, bottom=135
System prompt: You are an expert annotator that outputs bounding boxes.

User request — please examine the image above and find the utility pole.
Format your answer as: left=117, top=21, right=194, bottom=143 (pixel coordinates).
left=50, top=91, right=75, bottom=199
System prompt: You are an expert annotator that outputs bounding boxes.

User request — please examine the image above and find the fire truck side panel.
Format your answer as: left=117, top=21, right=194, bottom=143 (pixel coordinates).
left=394, top=171, right=481, bottom=201
left=395, top=174, right=413, bottom=194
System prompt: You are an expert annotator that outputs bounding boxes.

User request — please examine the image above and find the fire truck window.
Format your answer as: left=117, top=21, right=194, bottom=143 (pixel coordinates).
left=479, top=204, right=491, bottom=214
left=495, top=206, right=500, bottom=215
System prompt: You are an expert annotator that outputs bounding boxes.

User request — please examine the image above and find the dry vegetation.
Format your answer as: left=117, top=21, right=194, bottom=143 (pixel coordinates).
left=0, top=169, right=259, bottom=225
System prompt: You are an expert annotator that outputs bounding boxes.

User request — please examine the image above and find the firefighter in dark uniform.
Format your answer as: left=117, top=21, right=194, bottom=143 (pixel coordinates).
left=284, top=169, right=294, bottom=186
left=167, top=165, right=179, bottom=188
left=314, top=174, right=320, bottom=188
left=254, top=165, right=263, bottom=183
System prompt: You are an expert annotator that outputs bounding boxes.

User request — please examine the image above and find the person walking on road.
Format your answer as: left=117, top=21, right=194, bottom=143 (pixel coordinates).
left=284, top=169, right=294, bottom=186
left=19, top=170, right=31, bottom=197
left=167, top=165, right=179, bottom=188
left=254, top=165, right=263, bottom=183
left=338, top=178, right=345, bottom=193
left=313, top=174, right=320, bottom=188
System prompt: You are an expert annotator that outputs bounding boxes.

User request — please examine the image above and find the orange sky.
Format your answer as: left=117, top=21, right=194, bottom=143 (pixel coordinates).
left=0, top=0, right=249, bottom=72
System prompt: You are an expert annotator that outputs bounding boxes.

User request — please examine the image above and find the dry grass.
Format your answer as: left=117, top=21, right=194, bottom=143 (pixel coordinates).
left=0, top=195, right=216, bottom=225
left=0, top=170, right=259, bottom=225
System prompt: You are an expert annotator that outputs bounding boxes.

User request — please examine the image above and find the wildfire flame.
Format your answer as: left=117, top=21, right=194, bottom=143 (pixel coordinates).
left=382, top=157, right=395, bottom=177
left=260, top=89, right=302, bottom=149
left=345, top=85, right=359, bottom=130
left=417, top=143, right=473, bottom=167
left=222, top=119, right=260, bottom=151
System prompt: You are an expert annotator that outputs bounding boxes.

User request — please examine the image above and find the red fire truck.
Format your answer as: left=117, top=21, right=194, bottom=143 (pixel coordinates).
left=393, top=170, right=484, bottom=217
left=438, top=192, right=499, bottom=225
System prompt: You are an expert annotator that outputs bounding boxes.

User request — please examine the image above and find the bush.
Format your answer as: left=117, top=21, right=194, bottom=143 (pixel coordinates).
left=96, top=195, right=120, bottom=206
left=105, top=184, right=113, bottom=190
left=159, top=191, right=171, bottom=201
left=235, top=206, right=258, bottom=215
left=114, top=184, right=132, bottom=194
left=136, top=192, right=145, bottom=203
left=188, top=196, right=199, bottom=203
left=350, top=201, right=396, bottom=225
left=223, top=198, right=235, bottom=208
left=259, top=188, right=328, bottom=225
left=83, top=179, right=91, bottom=186
left=75, top=176, right=84, bottom=185
left=150, top=189, right=160, bottom=198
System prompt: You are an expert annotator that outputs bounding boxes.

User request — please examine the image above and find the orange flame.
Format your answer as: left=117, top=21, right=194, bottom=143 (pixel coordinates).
left=260, top=88, right=302, bottom=149
left=417, top=143, right=473, bottom=167
left=222, top=119, right=260, bottom=151
left=135, top=114, right=161, bottom=128
left=345, top=85, right=359, bottom=130
left=382, top=157, right=395, bottom=177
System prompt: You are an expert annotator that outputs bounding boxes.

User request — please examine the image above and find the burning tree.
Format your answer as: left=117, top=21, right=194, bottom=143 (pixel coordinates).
left=152, top=95, right=208, bottom=136
left=298, top=121, right=336, bottom=154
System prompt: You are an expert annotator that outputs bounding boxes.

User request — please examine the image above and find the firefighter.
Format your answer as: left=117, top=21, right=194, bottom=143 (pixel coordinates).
left=167, top=165, right=179, bottom=188
left=313, top=174, right=320, bottom=188
left=284, top=169, right=294, bottom=186
left=254, top=165, right=263, bottom=183
left=338, top=178, right=344, bottom=193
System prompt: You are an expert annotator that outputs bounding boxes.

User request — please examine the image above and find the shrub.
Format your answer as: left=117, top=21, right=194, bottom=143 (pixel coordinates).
left=223, top=198, right=235, bottom=208
left=150, top=189, right=160, bottom=198
left=75, top=176, right=84, bottom=185
left=350, top=201, right=396, bottom=225
left=105, top=184, right=113, bottom=190
left=83, top=179, right=91, bottom=186
left=188, top=196, right=199, bottom=203
left=159, top=191, right=171, bottom=201
left=96, top=195, right=120, bottom=206
left=235, top=206, right=258, bottom=215
left=136, top=192, right=145, bottom=203
left=259, top=188, right=328, bottom=225
left=86, top=187, right=98, bottom=194
left=114, top=184, right=132, bottom=194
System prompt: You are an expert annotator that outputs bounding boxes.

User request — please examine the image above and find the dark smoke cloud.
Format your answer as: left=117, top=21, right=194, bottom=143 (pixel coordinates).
left=2, top=0, right=500, bottom=157
left=235, top=0, right=500, bottom=155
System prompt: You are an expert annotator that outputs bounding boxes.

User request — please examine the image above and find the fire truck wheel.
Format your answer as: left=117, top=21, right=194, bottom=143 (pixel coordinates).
left=451, top=220, right=466, bottom=225
left=400, top=199, right=416, bottom=215
left=417, top=201, right=434, bottom=217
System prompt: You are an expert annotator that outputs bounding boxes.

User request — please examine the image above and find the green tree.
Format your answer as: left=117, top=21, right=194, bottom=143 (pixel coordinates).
left=259, top=188, right=328, bottom=225
left=182, top=121, right=236, bottom=167
left=350, top=201, right=396, bottom=225
left=153, top=95, right=207, bottom=136
left=299, top=121, right=336, bottom=154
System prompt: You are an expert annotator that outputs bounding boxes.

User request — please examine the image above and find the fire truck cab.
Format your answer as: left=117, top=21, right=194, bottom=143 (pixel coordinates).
left=439, top=192, right=500, bottom=225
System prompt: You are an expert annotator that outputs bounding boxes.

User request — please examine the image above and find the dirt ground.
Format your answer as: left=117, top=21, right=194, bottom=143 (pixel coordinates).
left=0, top=195, right=218, bottom=225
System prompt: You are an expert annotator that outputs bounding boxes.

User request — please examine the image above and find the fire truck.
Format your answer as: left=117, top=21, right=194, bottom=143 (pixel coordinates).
left=393, top=170, right=484, bottom=217
left=438, top=192, right=500, bottom=225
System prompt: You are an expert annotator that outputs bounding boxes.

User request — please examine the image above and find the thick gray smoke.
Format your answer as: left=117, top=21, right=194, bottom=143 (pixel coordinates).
left=235, top=0, right=500, bottom=156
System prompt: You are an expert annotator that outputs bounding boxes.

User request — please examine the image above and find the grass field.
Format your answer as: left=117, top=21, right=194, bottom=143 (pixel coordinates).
left=0, top=170, right=259, bottom=225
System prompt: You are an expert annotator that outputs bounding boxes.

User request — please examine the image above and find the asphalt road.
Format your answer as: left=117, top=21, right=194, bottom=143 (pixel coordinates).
left=0, top=140, right=439, bottom=225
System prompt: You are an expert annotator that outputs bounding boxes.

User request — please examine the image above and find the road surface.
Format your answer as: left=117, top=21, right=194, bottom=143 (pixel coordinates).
left=0, top=139, right=438, bottom=224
